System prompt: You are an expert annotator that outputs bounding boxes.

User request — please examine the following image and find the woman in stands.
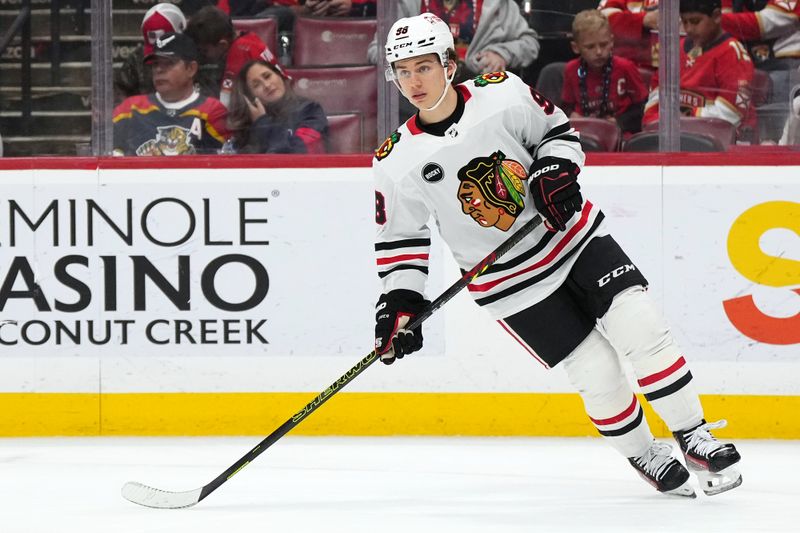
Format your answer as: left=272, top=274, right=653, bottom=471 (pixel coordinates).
left=227, top=59, right=329, bottom=154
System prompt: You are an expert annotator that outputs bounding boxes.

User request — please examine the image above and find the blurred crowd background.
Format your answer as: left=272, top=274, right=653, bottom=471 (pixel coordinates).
left=2, top=0, right=800, bottom=157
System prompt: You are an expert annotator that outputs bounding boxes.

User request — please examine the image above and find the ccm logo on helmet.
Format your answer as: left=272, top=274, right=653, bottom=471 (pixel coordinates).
left=530, top=164, right=561, bottom=179
left=393, top=42, right=412, bottom=50
left=598, top=264, right=637, bottom=287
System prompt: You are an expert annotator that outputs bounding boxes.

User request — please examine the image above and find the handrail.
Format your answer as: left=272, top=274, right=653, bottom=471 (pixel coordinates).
left=51, top=0, right=62, bottom=85
left=0, top=0, right=33, bottom=132
left=0, top=4, right=30, bottom=53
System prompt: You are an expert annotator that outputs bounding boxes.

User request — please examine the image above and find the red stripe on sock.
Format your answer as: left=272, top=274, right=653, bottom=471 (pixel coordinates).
left=637, top=356, right=687, bottom=387
left=590, top=394, right=638, bottom=426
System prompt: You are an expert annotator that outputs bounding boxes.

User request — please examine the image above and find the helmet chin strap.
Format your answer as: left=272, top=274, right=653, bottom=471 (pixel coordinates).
left=421, top=67, right=456, bottom=112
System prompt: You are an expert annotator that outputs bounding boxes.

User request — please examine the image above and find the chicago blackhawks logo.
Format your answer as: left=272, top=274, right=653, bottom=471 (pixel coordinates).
left=473, top=71, right=509, bottom=87
left=457, top=150, right=528, bottom=231
left=136, top=125, right=196, bottom=156
left=375, top=131, right=401, bottom=161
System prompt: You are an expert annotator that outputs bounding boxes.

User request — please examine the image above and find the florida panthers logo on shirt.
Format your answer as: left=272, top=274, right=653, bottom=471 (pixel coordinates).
left=375, top=131, right=401, bottom=161
left=473, top=71, right=509, bottom=87
left=136, top=125, right=196, bottom=156
left=456, top=150, right=529, bottom=231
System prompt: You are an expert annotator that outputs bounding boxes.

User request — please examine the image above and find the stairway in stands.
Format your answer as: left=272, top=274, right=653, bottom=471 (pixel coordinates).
left=0, top=0, right=151, bottom=156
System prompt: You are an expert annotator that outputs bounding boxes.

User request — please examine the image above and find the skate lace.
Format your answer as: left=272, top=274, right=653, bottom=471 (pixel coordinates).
left=634, top=442, right=675, bottom=480
left=685, top=419, right=728, bottom=457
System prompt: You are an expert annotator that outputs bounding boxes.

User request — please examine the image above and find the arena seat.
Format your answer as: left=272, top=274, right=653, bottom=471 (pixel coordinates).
left=570, top=117, right=621, bottom=151
left=292, top=17, right=377, bottom=66
left=643, top=117, right=736, bottom=146
left=286, top=66, right=378, bottom=148
left=232, top=17, right=279, bottom=54
left=623, top=131, right=726, bottom=152
left=327, top=113, right=363, bottom=153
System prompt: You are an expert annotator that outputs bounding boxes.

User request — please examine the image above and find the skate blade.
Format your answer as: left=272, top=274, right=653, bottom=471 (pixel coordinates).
left=694, top=465, right=743, bottom=496
left=663, top=480, right=697, bottom=499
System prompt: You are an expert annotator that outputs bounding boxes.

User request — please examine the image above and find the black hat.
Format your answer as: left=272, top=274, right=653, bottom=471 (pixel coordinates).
left=679, top=0, right=721, bottom=15
left=144, top=31, right=197, bottom=63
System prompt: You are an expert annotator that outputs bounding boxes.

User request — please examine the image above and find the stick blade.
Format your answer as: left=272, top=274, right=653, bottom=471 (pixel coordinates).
left=122, top=481, right=202, bottom=509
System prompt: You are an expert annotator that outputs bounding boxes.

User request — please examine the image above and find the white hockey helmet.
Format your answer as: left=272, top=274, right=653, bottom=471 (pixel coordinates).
left=384, top=13, right=454, bottom=80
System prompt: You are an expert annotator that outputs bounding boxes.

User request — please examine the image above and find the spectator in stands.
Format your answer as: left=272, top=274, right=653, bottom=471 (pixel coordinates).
left=601, top=1, right=800, bottom=73
left=303, top=0, right=376, bottom=17
left=183, top=0, right=298, bottom=33
left=642, top=0, right=756, bottom=140
left=562, top=10, right=648, bottom=136
left=721, top=0, right=800, bottom=106
left=114, top=3, right=194, bottom=103
left=185, top=6, right=281, bottom=107
left=227, top=59, right=329, bottom=153
left=598, top=0, right=659, bottom=69
left=367, top=0, right=539, bottom=83
left=113, top=32, right=230, bottom=156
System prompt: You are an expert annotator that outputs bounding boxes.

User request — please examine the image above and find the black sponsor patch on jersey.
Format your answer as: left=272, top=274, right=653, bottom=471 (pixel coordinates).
left=421, top=162, right=444, bottom=183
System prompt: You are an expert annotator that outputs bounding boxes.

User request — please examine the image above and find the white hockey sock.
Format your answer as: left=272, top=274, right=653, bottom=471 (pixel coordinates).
left=597, top=287, right=704, bottom=432
left=562, top=329, right=654, bottom=457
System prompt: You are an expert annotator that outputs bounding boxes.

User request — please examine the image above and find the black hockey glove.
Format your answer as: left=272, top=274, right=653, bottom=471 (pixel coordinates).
left=375, top=289, right=429, bottom=365
left=529, top=156, right=583, bottom=232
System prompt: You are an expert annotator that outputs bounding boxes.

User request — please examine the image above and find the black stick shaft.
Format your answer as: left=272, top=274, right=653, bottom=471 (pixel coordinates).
left=197, top=215, right=543, bottom=502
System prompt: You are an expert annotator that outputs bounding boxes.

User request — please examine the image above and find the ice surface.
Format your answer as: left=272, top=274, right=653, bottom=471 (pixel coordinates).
left=0, top=436, right=796, bottom=532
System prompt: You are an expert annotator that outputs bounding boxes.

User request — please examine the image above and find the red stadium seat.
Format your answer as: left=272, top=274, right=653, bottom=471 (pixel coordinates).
left=232, top=17, right=278, bottom=55
left=292, top=17, right=377, bottom=66
left=327, top=113, right=363, bottom=153
left=286, top=66, right=378, bottom=148
left=623, top=131, right=726, bottom=152
left=570, top=117, right=622, bottom=151
left=644, top=117, right=736, bottom=146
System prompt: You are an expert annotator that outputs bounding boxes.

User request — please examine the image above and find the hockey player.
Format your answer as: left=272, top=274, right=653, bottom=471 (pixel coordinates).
left=642, top=0, right=756, bottom=139
left=373, top=13, right=742, bottom=498
left=112, top=32, right=229, bottom=156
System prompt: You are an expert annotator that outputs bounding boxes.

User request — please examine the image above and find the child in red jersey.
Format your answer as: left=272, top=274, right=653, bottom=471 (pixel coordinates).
left=562, top=10, right=648, bottom=136
left=643, top=0, right=756, bottom=140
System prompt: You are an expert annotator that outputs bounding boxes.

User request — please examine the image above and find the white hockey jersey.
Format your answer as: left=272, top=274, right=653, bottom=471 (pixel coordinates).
left=373, top=71, right=607, bottom=319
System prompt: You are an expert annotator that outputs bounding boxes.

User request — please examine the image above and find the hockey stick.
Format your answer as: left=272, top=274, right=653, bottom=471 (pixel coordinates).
left=121, top=214, right=543, bottom=509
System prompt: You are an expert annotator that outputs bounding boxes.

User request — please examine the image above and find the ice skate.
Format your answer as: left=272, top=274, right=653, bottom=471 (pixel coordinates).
left=628, top=441, right=696, bottom=498
left=673, top=419, right=742, bottom=496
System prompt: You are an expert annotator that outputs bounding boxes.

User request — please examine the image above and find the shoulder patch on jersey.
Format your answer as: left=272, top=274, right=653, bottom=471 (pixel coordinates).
left=473, top=71, right=509, bottom=87
left=375, top=131, right=401, bottom=161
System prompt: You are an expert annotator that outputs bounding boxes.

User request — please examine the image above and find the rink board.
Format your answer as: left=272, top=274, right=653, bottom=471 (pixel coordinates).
left=0, top=154, right=797, bottom=437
